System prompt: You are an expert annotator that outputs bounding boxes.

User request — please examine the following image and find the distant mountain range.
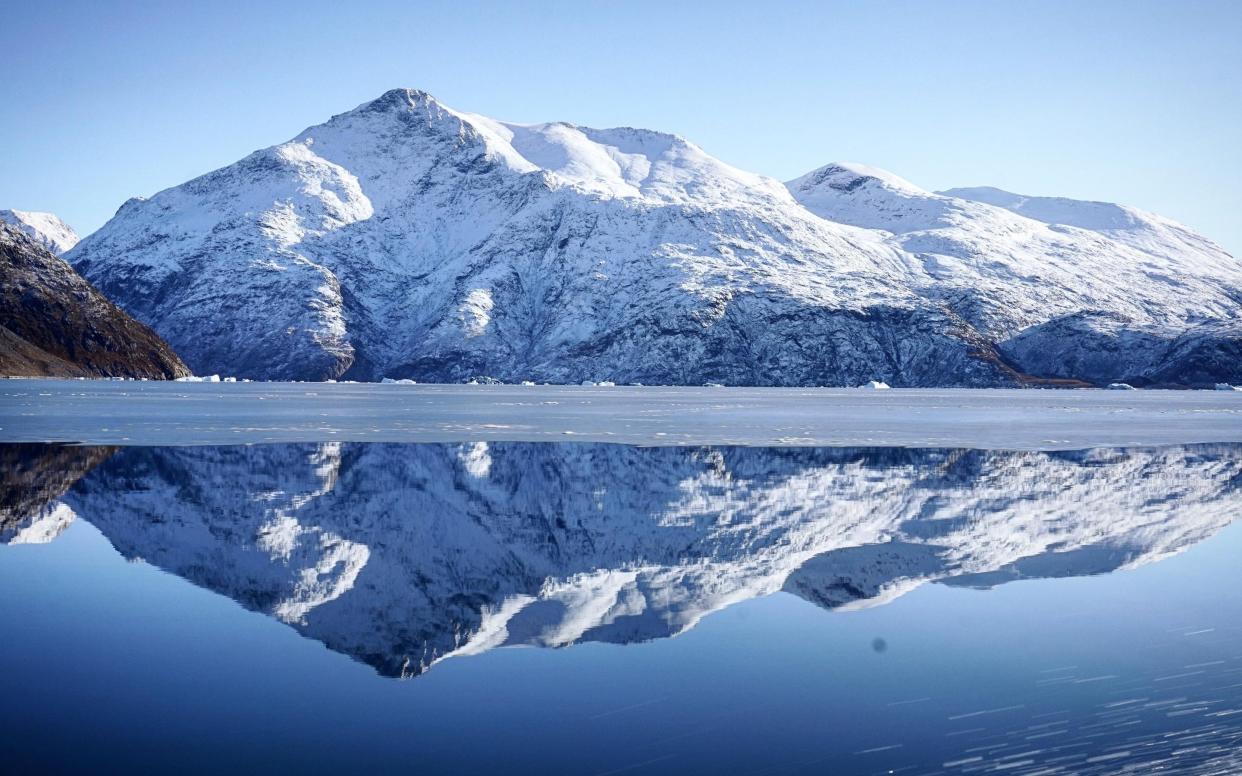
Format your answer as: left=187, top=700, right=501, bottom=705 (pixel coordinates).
left=0, top=224, right=188, bottom=379
left=6, top=441, right=1239, bottom=677
left=9, top=88, right=1242, bottom=385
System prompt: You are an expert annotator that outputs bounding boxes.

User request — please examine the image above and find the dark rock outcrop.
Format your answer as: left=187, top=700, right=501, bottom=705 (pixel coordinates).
left=0, top=224, right=190, bottom=379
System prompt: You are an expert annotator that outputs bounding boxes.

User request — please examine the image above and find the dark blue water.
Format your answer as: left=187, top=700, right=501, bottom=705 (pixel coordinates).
left=2, top=442, right=1241, bottom=774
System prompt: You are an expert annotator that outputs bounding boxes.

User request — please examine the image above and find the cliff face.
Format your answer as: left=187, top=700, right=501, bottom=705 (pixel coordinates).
left=0, top=224, right=189, bottom=379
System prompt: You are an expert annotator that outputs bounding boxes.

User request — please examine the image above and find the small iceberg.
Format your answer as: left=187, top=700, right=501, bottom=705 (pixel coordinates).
left=1107, top=383, right=1137, bottom=391
left=381, top=377, right=418, bottom=385
left=860, top=381, right=891, bottom=390
left=175, top=374, right=221, bottom=383
left=1215, top=383, right=1241, bottom=391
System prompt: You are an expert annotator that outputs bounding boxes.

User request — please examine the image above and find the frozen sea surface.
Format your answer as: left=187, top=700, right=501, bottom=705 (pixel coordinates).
left=2, top=379, right=1241, bottom=448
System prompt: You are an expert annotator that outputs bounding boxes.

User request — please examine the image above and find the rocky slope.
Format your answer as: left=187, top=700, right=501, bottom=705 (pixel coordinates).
left=0, top=224, right=189, bottom=378
left=11, top=440, right=1237, bottom=678
left=67, top=89, right=1242, bottom=385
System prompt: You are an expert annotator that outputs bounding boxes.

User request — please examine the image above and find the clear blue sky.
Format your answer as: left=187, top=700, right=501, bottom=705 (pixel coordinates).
left=2, top=0, right=1239, bottom=254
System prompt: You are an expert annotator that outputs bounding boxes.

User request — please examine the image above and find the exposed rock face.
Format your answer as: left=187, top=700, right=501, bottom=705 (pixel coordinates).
left=67, top=89, right=1242, bottom=386
left=0, top=224, right=190, bottom=378
left=11, top=440, right=1237, bottom=678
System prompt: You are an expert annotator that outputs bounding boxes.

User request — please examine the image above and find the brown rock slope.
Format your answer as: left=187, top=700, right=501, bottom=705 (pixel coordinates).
left=0, top=224, right=189, bottom=378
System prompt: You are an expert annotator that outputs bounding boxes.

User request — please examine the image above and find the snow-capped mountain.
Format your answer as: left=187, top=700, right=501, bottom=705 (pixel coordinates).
left=12, top=440, right=1238, bottom=678
left=67, top=89, right=1242, bottom=385
left=0, top=209, right=79, bottom=255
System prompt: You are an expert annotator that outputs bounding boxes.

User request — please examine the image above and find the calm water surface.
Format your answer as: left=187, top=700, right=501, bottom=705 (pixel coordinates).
left=2, top=442, right=1242, bottom=774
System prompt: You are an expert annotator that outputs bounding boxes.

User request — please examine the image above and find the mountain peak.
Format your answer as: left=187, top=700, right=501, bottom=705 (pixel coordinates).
left=785, top=162, right=948, bottom=232
left=361, top=87, right=440, bottom=112
left=321, top=88, right=785, bottom=206
left=788, top=162, right=928, bottom=198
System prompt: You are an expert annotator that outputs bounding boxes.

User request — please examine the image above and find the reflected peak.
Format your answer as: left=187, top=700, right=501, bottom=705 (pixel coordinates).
left=5, top=442, right=1239, bottom=678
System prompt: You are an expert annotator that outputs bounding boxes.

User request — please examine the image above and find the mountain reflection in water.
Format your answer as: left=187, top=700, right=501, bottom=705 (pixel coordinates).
left=3, top=442, right=1240, bottom=679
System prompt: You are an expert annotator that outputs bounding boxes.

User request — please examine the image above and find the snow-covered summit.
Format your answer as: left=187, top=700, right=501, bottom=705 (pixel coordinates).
left=790, top=162, right=928, bottom=198
left=67, top=88, right=1242, bottom=386
left=786, top=162, right=951, bottom=232
left=340, top=88, right=791, bottom=207
left=0, top=209, right=79, bottom=254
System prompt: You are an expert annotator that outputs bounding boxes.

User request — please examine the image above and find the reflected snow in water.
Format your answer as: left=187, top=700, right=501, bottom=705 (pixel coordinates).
left=2, top=441, right=1242, bottom=774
